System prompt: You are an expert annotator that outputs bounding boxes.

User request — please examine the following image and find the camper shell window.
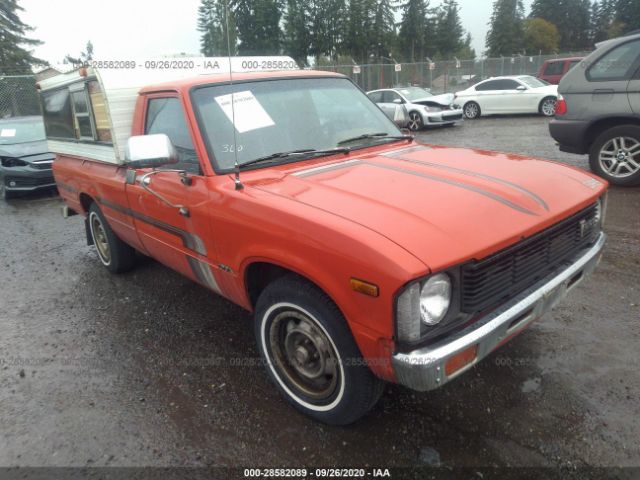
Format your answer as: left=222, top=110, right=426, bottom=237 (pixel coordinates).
left=41, top=79, right=112, bottom=144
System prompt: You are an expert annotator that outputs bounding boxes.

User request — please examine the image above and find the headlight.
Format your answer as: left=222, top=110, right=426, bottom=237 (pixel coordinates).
left=396, top=273, right=453, bottom=343
left=0, top=157, right=27, bottom=168
left=423, top=105, right=442, bottom=113
left=420, top=274, right=452, bottom=325
left=595, top=194, right=608, bottom=228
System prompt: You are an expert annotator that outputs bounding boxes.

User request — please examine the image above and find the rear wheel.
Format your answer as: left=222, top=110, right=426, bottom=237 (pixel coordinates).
left=539, top=96, right=557, bottom=117
left=88, top=203, right=136, bottom=273
left=254, top=275, right=384, bottom=425
left=589, top=125, right=640, bottom=186
left=463, top=101, right=481, bottom=119
left=407, top=111, right=424, bottom=131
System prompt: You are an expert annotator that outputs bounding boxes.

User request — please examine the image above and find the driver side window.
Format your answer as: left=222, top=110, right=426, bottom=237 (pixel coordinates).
left=145, top=97, right=201, bottom=174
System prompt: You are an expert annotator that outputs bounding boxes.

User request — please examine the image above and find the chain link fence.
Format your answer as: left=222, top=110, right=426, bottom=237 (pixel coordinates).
left=0, top=75, right=40, bottom=119
left=317, top=52, right=592, bottom=94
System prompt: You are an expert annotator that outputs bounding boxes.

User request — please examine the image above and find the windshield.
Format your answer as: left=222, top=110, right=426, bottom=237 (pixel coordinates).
left=396, top=87, right=432, bottom=101
left=0, top=117, right=46, bottom=145
left=191, top=77, right=401, bottom=172
left=519, top=76, right=547, bottom=88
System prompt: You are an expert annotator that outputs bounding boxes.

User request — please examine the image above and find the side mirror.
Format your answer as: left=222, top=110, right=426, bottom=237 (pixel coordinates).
left=516, top=85, right=527, bottom=91
left=125, top=134, right=178, bottom=169
left=393, top=98, right=403, bottom=104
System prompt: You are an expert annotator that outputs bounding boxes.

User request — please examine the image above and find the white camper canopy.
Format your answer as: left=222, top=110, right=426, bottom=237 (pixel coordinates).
left=38, top=57, right=299, bottom=164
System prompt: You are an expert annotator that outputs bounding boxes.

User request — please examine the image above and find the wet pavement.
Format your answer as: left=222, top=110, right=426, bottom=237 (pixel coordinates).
left=0, top=116, right=638, bottom=469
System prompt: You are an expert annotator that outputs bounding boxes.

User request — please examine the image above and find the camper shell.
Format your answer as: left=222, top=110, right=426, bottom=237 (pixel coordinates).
left=37, top=57, right=298, bottom=164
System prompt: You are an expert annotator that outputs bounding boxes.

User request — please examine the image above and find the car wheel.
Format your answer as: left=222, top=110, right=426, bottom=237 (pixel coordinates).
left=255, top=275, right=385, bottom=425
left=88, top=203, right=137, bottom=273
left=539, top=96, right=557, bottom=117
left=463, top=102, right=481, bottom=119
left=589, top=126, right=640, bottom=187
left=407, top=111, right=423, bottom=131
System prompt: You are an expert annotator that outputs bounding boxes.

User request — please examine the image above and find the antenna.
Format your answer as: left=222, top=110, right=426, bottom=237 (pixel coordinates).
left=225, top=0, right=243, bottom=190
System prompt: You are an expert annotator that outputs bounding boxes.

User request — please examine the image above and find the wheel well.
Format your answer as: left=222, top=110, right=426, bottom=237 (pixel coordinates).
left=538, top=96, right=557, bottom=109
left=79, top=193, right=95, bottom=214
left=586, top=117, right=640, bottom=150
left=245, top=262, right=326, bottom=308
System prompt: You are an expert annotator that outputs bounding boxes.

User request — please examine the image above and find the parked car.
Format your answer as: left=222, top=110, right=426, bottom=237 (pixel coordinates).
left=456, top=75, right=558, bottom=119
left=0, top=116, right=56, bottom=200
left=367, top=87, right=463, bottom=131
left=538, top=57, right=584, bottom=85
left=42, top=60, right=607, bottom=425
left=550, top=32, right=640, bottom=186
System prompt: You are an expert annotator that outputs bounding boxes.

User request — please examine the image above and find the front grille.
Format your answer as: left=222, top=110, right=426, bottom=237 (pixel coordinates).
left=460, top=204, right=600, bottom=314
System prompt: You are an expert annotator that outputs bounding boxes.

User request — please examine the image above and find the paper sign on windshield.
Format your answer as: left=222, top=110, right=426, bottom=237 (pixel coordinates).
left=215, top=91, right=275, bottom=133
left=1, top=129, right=16, bottom=137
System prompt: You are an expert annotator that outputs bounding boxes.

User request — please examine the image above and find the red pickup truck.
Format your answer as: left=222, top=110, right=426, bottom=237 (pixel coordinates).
left=40, top=60, right=607, bottom=425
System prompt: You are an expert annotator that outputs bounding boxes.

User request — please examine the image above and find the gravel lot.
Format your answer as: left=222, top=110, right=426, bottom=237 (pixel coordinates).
left=1, top=115, right=638, bottom=470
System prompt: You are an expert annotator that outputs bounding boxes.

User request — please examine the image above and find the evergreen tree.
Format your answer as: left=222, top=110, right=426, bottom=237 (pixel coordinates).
left=433, top=0, right=465, bottom=58
left=0, top=0, right=45, bottom=74
left=283, top=0, right=310, bottom=65
left=615, top=0, right=640, bottom=34
left=370, top=0, right=396, bottom=60
left=65, top=40, right=94, bottom=65
left=457, top=32, right=476, bottom=60
left=485, top=0, right=525, bottom=56
left=345, top=0, right=367, bottom=61
left=397, top=0, right=428, bottom=62
left=530, top=0, right=592, bottom=50
left=198, top=0, right=237, bottom=56
left=232, top=0, right=281, bottom=55
left=308, top=0, right=347, bottom=63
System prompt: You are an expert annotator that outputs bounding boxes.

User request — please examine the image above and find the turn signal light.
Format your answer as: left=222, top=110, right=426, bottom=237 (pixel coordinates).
left=445, top=345, right=478, bottom=376
left=555, top=95, right=567, bottom=116
left=350, top=278, right=379, bottom=297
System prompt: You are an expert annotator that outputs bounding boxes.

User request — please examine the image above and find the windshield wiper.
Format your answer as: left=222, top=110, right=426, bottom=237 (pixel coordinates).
left=337, top=132, right=413, bottom=146
left=239, top=148, right=350, bottom=170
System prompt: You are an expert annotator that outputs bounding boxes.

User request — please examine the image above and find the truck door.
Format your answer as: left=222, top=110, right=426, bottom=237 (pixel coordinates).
left=124, top=94, right=225, bottom=297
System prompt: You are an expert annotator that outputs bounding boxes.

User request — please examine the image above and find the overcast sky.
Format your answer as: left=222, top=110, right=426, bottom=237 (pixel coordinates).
left=21, top=0, right=534, bottom=65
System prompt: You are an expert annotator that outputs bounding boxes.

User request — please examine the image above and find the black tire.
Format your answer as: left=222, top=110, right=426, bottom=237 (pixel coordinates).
left=463, top=101, right=481, bottom=119
left=254, top=275, right=385, bottom=425
left=88, top=203, right=136, bottom=273
left=407, top=111, right=424, bottom=131
left=539, top=96, right=557, bottom=117
left=589, top=125, right=640, bottom=187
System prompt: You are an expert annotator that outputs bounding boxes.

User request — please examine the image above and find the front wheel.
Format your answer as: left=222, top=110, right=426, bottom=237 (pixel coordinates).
left=589, top=125, right=640, bottom=186
left=254, top=275, right=384, bottom=425
left=463, top=101, right=481, bottom=119
left=407, top=111, right=424, bottom=131
left=539, top=96, right=557, bottom=117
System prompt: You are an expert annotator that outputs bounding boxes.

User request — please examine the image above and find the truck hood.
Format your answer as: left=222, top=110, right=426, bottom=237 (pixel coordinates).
left=249, top=144, right=605, bottom=270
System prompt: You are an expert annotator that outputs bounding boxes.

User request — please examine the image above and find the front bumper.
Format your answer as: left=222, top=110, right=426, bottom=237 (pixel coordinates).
left=392, top=232, right=606, bottom=391
left=424, top=109, right=464, bottom=125
left=1, top=165, right=56, bottom=192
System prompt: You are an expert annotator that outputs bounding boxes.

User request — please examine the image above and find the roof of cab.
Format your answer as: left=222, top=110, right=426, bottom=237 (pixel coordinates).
left=139, top=69, right=345, bottom=94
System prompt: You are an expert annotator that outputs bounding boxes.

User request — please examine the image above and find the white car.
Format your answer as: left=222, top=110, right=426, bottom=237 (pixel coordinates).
left=455, top=75, right=558, bottom=119
left=367, top=87, right=464, bottom=131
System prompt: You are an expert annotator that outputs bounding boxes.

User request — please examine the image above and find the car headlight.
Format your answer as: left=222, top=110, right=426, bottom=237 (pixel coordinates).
left=595, top=194, right=608, bottom=228
left=423, top=105, right=442, bottom=113
left=420, top=274, right=452, bottom=325
left=0, top=157, right=28, bottom=168
left=396, top=273, right=453, bottom=343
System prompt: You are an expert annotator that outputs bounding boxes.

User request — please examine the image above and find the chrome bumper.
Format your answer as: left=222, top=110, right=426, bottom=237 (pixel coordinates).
left=392, top=232, right=606, bottom=391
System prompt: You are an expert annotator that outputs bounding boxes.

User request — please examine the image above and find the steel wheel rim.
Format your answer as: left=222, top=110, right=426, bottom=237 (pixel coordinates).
left=90, top=213, right=111, bottom=265
left=542, top=98, right=557, bottom=116
left=269, top=309, right=339, bottom=402
left=408, top=112, right=421, bottom=131
left=465, top=103, right=478, bottom=118
left=599, top=136, right=640, bottom=178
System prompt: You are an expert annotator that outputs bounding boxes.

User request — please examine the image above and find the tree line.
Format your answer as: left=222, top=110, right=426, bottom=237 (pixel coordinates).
left=486, top=0, right=640, bottom=56
left=198, top=0, right=475, bottom=66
